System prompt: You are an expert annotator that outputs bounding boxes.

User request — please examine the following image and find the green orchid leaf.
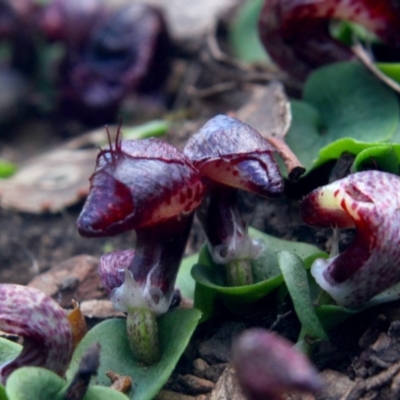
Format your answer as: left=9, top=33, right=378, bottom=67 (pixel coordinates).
left=194, top=283, right=217, bottom=323
left=352, top=145, right=400, bottom=174
left=78, top=386, right=129, bottom=400
left=286, top=62, right=399, bottom=174
left=0, top=385, right=7, bottom=400
left=278, top=251, right=328, bottom=340
left=192, top=227, right=321, bottom=319
left=6, top=367, right=65, bottom=400
left=317, top=140, right=400, bottom=172
left=6, top=367, right=127, bottom=400
left=314, top=305, right=357, bottom=332
left=304, top=62, right=398, bottom=141
left=312, top=280, right=400, bottom=333
left=377, top=62, right=400, bottom=84
left=67, top=309, right=201, bottom=400
left=330, top=21, right=379, bottom=47
left=229, top=0, right=269, bottom=62
left=0, top=338, right=21, bottom=367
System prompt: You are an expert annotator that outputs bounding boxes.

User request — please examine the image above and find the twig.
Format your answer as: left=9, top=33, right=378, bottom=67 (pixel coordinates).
left=187, top=81, right=239, bottom=98
left=352, top=44, right=400, bottom=94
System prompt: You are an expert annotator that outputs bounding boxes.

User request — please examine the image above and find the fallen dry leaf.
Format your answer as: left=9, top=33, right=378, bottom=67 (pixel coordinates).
left=0, top=148, right=97, bottom=213
left=236, top=83, right=305, bottom=180
left=28, top=255, right=104, bottom=307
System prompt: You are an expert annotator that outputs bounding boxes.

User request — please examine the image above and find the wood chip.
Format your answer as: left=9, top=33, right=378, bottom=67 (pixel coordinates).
left=106, top=371, right=133, bottom=394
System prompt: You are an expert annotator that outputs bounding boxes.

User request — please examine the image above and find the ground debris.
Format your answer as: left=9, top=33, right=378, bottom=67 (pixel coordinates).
left=28, top=255, right=104, bottom=307
left=178, top=374, right=215, bottom=395
left=209, top=365, right=245, bottom=400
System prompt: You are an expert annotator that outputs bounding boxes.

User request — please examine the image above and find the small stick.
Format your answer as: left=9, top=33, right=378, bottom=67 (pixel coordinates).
left=352, top=44, right=400, bottom=94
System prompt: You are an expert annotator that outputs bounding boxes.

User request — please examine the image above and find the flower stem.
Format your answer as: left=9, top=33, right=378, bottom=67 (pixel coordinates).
left=226, top=259, right=253, bottom=287
left=126, top=307, right=160, bottom=364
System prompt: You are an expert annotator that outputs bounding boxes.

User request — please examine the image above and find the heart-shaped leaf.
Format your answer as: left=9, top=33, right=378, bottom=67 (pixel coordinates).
left=6, top=367, right=127, bottom=400
left=67, top=309, right=201, bottom=400
left=286, top=62, right=399, bottom=174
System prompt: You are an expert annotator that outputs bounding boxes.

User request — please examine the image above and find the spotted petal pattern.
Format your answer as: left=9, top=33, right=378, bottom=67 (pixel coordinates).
left=301, top=171, right=400, bottom=307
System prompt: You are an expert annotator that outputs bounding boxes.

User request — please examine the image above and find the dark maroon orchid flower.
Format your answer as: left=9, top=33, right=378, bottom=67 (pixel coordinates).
left=0, top=284, right=73, bottom=383
left=232, top=329, right=322, bottom=400
left=78, top=134, right=205, bottom=310
left=258, top=0, right=400, bottom=78
left=301, top=170, right=400, bottom=308
left=184, top=115, right=283, bottom=285
left=77, top=131, right=205, bottom=363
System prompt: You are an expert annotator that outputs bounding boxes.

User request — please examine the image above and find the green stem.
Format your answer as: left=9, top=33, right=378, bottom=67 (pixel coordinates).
left=295, top=326, right=316, bottom=356
left=126, top=307, right=160, bottom=365
left=226, top=259, right=253, bottom=286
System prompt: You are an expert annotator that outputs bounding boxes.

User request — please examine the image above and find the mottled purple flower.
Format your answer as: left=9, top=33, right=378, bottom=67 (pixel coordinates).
left=0, top=284, right=73, bottom=383
left=184, top=115, right=283, bottom=283
left=232, top=329, right=321, bottom=400
left=301, top=170, right=400, bottom=308
left=258, top=0, right=400, bottom=79
left=78, top=133, right=205, bottom=315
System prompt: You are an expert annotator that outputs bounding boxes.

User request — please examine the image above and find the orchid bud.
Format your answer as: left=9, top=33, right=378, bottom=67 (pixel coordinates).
left=77, top=132, right=205, bottom=363
left=184, top=115, right=283, bottom=286
left=301, top=170, right=400, bottom=308
left=0, top=284, right=73, bottom=383
left=258, top=0, right=400, bottom=78
left=232, top=329, right=322, bottom=400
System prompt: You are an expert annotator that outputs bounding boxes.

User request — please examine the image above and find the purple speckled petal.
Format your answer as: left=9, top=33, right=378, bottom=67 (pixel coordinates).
left=0, top=284, right=73, bottom=383
left=301, top=171, right=400, bottom=307
left=98, top=249, right=135, bottom=293
left=232, top=329, right=321, bottom=400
